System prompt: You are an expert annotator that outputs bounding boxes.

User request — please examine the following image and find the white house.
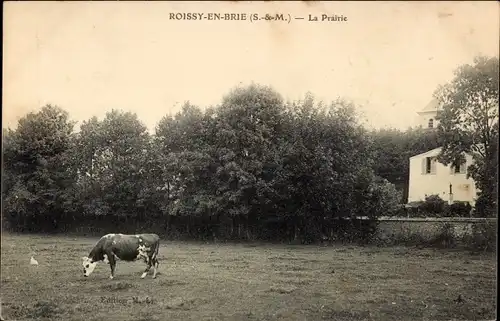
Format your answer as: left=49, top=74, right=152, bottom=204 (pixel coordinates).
left=408, top=99, right=478, bottom=205
left=408, top=147, right=478, bottom=205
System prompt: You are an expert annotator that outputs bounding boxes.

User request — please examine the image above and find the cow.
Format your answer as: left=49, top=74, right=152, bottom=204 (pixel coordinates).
left=82, top=233, right=160, bottom=279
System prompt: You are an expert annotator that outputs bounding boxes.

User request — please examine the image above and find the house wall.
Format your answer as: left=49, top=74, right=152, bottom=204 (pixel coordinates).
left=408, top=152, right=477, bottom=204
left=417, top=111, right=439, bottom=128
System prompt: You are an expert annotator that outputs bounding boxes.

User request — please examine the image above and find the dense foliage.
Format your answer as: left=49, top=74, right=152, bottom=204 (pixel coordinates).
left=369, top=127, right=441, bottom=202
left=434, top=56, right=499, bottom=217
left=369, top=56, right=498, bottom=218
left=2, top=65, right=497, bottom=241
left=2, top=85, right=404, bottom=242
left=402, top=194, right=473, bottom=218
left=3, top=106, right=78, bottom=231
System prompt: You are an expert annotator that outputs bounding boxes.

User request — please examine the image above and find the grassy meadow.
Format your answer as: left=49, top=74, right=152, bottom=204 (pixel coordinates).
left=0, top=233, right=496, bottom=321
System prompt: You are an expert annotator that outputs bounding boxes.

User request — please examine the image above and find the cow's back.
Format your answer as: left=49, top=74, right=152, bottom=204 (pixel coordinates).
left=108, top=234, right=159, bottom=261
left=108, top=234, right=139, bottom=261
left=137, top=233, right=160, bottom=244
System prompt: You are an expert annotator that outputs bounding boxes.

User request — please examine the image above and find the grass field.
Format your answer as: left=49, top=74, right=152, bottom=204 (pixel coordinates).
left=1, top=233, right=497, bottom=321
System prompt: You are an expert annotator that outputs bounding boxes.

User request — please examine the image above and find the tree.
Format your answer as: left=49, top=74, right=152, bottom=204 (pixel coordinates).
left=434, top=56, right=499, bottom=216
left=74, top=110, right=151, bottom=218
left=212, top=84, right=287, bottom=239
left=370, top=126, right=440, bottom=202
left=2, top=105, right=78, bottom=231
left=269, top=94, right=386, bottom=242
left=155, top=102, right=219, bottom=236
left=2, top=84, right=414, bottom=242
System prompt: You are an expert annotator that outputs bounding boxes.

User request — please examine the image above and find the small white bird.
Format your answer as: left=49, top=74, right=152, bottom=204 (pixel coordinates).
left=30, top=256, right=39, bottom=266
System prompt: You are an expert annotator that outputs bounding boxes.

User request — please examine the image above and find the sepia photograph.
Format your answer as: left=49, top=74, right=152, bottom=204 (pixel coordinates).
left=2, top=1, right=498, bottom=320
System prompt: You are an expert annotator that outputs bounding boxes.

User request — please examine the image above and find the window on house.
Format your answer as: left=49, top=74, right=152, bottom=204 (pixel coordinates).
left=425, top=157, right=432, bottom=173
left=423, top=156, right=436, bottom=174
left=428, top=118, right=434, bottom=128
left=453, top=161, right=467, bottom=174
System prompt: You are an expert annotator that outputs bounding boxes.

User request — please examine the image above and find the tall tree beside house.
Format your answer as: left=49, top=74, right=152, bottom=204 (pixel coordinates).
left=434, top=55, right=499, bottom=217
left=275, top=94, right=392, bottom=241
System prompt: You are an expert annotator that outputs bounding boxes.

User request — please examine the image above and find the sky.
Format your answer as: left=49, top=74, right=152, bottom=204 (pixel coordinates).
left=3, top=1, right=499, bottom=133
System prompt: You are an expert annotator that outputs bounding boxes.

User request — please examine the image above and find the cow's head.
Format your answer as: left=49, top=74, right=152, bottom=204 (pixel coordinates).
left=82, top=256, right=97, bottom=277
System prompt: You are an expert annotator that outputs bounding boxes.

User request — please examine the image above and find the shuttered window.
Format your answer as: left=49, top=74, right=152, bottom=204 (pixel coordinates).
left=422, top=156, right=436, bottom=175
left=459, top=162, right=466, bottom=174
left=450, top=161, right=467, bottom=175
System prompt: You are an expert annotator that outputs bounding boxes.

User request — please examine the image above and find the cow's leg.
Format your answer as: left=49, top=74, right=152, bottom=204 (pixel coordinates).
left=141, top=259, right=152, bottom=279
left=152, top=258, right=159, bottom=279
left=108, top=253, right=117, bottom=279
left=152, top=242, right=160, bottom=279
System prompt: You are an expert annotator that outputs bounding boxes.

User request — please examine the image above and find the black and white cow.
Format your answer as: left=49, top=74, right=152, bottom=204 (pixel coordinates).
left=82, top=233, right=160, bottom=279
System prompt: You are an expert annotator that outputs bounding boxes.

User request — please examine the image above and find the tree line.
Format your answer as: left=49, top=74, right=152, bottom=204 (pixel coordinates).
left=3, top=56, right=498, bottom=243
left=2, top=86, right=398, bottom=242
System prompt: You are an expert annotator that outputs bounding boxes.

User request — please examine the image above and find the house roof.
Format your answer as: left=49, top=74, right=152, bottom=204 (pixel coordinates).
left=409, top=144, right=483, bottom=160
left=409, top=147, right=442, bottom=159
left=417, top=98, right=442, bottom=114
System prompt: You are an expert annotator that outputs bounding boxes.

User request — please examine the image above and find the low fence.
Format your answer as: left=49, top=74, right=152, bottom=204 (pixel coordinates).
left=373, top=217, right=497, bottom=250
left=376, top=217, right=496, bottom=235
left=2, top=215, right=496, bottom=251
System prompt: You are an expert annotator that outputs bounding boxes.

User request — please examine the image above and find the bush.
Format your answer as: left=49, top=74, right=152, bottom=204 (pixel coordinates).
left=370, top=177, right=402, bottom=217
left=390, top=204, right=408, bottom=217
left=429, top=223, right=457, bottom=248
left=419, top=194, right=446, bottom=215
left=404, top=201, right=423, bottom=217
left=329, top=218, right=379, bottom=244
left=446, top=201, right=472, bottom=217
left=473, top=194, right=497, bottom=218
left=465, top=220, right=497, bottom=252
